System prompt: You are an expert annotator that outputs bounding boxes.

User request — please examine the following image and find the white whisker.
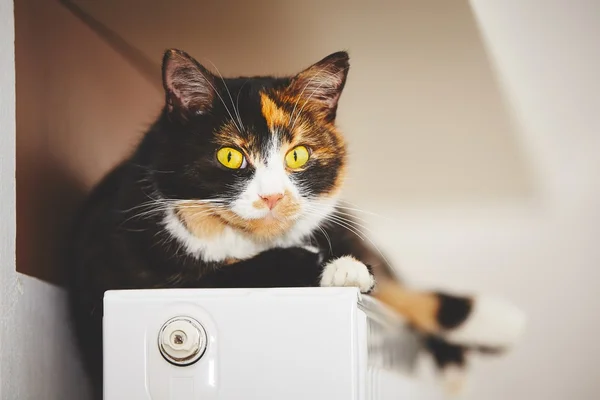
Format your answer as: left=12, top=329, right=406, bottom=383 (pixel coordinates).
left=302, top=206, right=392, bottom=269
left=195, top=59, right=242, bottom=133
left=206, top=59, right=245, bottom=133
left=316, top=225, right=333, bottom=255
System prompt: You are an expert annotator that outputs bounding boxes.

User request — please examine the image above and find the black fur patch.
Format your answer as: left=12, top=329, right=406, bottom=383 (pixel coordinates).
left=436, top=293, right=473, bottom=330
left=424, top=335, right=467, bottom=368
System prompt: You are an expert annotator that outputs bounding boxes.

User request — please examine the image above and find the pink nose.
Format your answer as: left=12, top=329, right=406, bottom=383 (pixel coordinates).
left=260, top=193, right=284, bottom=209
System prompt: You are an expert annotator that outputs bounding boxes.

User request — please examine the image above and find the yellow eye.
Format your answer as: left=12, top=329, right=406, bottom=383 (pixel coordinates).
left=217, top=147, right=246, bottom=169
left=285, top=145, right=310, bottom=169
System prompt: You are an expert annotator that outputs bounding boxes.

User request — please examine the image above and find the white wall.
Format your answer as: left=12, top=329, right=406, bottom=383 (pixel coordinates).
left=0, top=0, right=18, bottom=396
left=466, top=2, right=599, bottom=398
left=0, top=0, right=91, bottom=398
left=376, top=1, right=600, bottom=399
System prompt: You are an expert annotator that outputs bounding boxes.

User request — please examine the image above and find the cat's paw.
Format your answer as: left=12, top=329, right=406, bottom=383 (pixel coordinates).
left=441, top=365, right=469, bottom=398
left=320, top=256, right=375, bottom=293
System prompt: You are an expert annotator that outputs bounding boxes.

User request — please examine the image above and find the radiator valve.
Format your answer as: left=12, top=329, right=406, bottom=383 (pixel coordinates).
left=158, top=316, right=207, bottom=366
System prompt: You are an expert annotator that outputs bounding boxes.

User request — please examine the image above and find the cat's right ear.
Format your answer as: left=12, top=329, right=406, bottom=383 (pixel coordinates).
left=162, top=49, right=216, bottom=120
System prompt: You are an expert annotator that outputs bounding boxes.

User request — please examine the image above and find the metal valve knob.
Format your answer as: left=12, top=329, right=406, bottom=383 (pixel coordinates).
left=158, top=316, right=207, bottom=366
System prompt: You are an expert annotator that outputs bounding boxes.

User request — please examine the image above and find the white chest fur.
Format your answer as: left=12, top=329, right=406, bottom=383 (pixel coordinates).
left=162, top=205, right=333, bottom=262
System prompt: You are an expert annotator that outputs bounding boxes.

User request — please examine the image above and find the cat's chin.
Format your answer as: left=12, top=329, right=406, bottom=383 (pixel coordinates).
left=217, top=208, right=299, bottom=240
left=262, top=212, right=278, bottom=222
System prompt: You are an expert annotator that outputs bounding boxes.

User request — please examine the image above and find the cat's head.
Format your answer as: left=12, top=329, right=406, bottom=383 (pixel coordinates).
left=151, top=49, right=350, bottom=241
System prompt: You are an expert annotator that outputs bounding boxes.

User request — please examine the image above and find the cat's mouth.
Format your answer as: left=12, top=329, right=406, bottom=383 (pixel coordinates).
left=262, top=211, right=281, bottom=221
left=175, top=198, right=301, bottom=240
left=220, top=199, right=301, bottom=239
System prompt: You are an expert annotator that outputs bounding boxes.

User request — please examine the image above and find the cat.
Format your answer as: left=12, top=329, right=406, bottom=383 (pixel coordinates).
left=67, top=49, right=526, bottom=398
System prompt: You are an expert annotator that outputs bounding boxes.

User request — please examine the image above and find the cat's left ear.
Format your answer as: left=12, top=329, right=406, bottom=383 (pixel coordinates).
left=288, top=51, right=350, bottom=123
left=162, top=49, right=216, bottom=120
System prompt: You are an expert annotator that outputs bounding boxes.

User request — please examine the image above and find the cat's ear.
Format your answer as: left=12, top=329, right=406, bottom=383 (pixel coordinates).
left=288, top=51, right=350, bottom=123
left=162, top=49, right=216, bottom=119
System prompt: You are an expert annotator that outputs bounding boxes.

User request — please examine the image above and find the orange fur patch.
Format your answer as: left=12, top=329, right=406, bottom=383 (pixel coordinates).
left=176, top=191, right=301, bottom=243
left=216, top=210, right=297, bottom=240
left=373, top=280, right=441, bottom=334
left=175, top=202, right=225, bottom=239
left=252, top=199, right=266, bottom=210
left=260, top=93, right=290, bottom=130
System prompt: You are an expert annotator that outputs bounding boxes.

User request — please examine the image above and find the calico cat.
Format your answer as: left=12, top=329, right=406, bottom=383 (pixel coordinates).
left=68, top=49, right=525, bottom=397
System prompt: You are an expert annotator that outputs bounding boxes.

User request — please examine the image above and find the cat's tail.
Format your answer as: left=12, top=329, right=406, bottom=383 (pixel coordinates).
left=372, top=279, right=526, bottom=352
left=372, top=279, right=526, bottom=395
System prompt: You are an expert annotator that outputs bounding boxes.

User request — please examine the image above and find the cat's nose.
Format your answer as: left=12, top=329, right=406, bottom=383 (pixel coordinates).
left=260, top=193, right=284, bottom=210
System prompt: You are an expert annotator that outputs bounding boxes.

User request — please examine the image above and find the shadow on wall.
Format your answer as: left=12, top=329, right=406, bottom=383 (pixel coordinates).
left=15, top=0, right=162, bottom=285
left=16, top=159, right=86, bottom=284
left=15, top=0, right=536, bottom=285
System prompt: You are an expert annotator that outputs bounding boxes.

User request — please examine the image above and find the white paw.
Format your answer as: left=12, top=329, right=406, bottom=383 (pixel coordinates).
left=320, top=256, right=375, bottom=293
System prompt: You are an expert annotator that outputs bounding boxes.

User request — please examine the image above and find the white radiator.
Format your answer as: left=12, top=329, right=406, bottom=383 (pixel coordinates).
left=103, top=287, right=445, bottom=399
